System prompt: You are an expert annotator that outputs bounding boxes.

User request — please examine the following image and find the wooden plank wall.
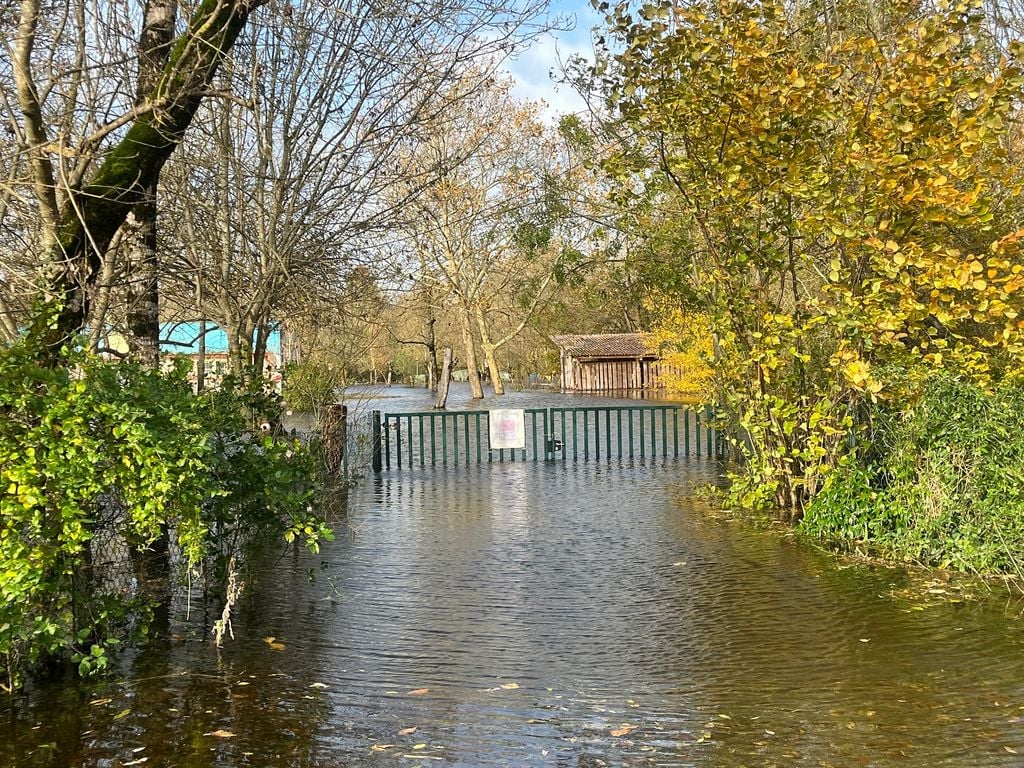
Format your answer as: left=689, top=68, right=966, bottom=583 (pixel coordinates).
left=564, top=358, right=688, bottom=392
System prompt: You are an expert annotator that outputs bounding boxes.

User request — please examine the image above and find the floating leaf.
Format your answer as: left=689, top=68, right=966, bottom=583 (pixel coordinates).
left=407, top=688, right=429, bottom=696
left=204, top=729, right=236, bottom=738
left=499, top=682, right=520, bottom=690
left=610, top=725, right=636, bottom=737
left=398, top=727, right=418, bottom=736
left=263, top=636, right=286, bottom=651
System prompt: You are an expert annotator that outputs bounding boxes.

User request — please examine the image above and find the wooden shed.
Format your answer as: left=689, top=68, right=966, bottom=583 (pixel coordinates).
left=551, top=333, right=680, bottom=393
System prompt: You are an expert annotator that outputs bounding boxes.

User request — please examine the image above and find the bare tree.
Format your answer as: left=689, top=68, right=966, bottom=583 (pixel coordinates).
left=393, top=75, right=575, bottom=397
left=158, top=0, right=556, bottom=382
left=3, top=0, right=269, bottom=359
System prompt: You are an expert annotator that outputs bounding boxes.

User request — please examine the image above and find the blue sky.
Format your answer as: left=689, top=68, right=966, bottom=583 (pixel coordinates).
left=503, top=0, right=604, bottom=121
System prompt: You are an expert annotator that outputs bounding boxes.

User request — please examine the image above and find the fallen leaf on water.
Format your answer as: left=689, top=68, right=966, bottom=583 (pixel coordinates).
left=610, top=725, right=636, bottom=737
left=1005, top=746, right=1018, bottom=754
left=371, top=744, right=394, bottom=752
left=89, top=698, right=112, bottom=707
left=859, top=638, right=870, bottom=643
left=113, top=709, right=131, bottom=720
left=263, top=636, right=286, bottom=651
left=718, top=714, right=731, bottom=720
left=407, top=688, right=429, bottom=696
left=204, top=729, right=236, bottom=738
left=673, top=561, right=687, bottom=566
left=398, top=727, right=418, bottom=736
left=309, top=682, right=327, bottom=689
left=123, top=759, right=148, bottom=766
left=412, top=743, right=427, bottom=749
left=499, top=682, right=520, bottom=690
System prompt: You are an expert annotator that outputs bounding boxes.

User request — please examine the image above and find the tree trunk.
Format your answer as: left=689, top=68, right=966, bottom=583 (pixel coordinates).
left=125, top=199, right=161, bottom=367
left=27, top=0, right=264, bottom=358
left=434, top=347, right=453, bottom=409
left=459, top=305, right=483, bottom=399
left=125, top=0, right=177, bottom=368
left=426, top=315, right=438, bottom=391
left=474, top=305, right=504, bottom=396
left=253, top=322, right=270, bottom=378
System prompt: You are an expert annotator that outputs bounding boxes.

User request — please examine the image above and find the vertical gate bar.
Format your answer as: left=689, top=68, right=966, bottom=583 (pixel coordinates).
left=442, top=414, right=449, bottom=465
left=406, top=416, right=413, bottom=466
left=651, top=409, right=657, bottom=457
left=616, top=409, right=622, bottom=459
left=572, top=410, right=578, bottom=461
left=696, top=410, right=702, bottom=456
left=476, top=413, right=482, bottom=464
left=560, top=411, right=567, bottom=462
left=395, top=415, right=403, bottom=468
left=639, top=408, right=645, bottom=458
left=661, top=408, right=668, bottom=457
left=372, top=410, right=383, bottom=472
left=531, top=412, right=538, bottom=461
left=705, top=404, right=713, bottom=456
left=418, top=415, right=425, bottom=467
left=383, top=414, right=391, bottom=469
left=628, top=409, right=634, bottom=459
left=593, top=410, right=600, bottom=459
left=684, top=410, right=691, bottom=456
left=430, top=415, right=437, bottom=466
left=605, top=410, right=612, bottom=459
left=584, top=409, right=590, bottom=460
left=542, top=410, right=550, bottom=461
left=672, top=407, right=679, bottom=457
left=452, top=411, right=460, bottom=466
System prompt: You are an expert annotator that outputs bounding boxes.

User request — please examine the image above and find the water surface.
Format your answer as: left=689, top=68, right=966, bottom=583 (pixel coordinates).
left=4, top=390, right=1024, bottom=766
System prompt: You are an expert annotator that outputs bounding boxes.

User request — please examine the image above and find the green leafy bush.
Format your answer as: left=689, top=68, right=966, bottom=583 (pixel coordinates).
left=0, top=341, right=329, bottom=691
left=802, top=377, right=1024, bottom=574
left=282, top=359, right=346, bottom=415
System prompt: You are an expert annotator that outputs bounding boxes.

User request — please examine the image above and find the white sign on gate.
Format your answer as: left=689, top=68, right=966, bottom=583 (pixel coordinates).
left=488, top=409, right=526, bottom=450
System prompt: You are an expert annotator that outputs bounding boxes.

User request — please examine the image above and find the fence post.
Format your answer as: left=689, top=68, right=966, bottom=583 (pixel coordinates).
left=371, top=410, right=383, bottom=472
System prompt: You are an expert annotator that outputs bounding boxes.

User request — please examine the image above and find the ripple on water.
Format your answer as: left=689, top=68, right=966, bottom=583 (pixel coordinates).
left=5, top=457, right=1024, bottom=767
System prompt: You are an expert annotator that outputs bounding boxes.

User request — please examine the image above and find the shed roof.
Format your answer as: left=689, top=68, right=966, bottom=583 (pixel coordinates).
left=550, top=333, right=655, bottom=359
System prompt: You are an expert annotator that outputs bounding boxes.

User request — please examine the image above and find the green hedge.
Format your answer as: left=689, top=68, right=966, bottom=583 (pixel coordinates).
left=802, top=376, right=1024, bottom=574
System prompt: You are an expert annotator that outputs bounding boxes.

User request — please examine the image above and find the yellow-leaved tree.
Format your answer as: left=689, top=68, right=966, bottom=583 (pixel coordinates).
left=596, top=0, right=1024, bottom=517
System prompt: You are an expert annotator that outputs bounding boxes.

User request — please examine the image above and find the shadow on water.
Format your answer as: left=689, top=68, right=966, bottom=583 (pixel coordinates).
left=5, top=418, right=1024, bottom=765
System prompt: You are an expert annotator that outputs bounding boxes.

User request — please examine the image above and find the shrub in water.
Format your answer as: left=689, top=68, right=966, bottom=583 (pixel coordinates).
left=0, top=341, right=329, bottom=691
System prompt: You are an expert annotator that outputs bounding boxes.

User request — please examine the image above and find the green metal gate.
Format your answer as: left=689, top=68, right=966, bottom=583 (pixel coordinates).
left=371, top=405, right=722, bottom=471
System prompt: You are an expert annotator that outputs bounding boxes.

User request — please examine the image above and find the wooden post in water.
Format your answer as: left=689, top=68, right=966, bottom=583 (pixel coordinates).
left=322, top=403, right=347, bottom=480
left=434, top=347, right=454, bottom=409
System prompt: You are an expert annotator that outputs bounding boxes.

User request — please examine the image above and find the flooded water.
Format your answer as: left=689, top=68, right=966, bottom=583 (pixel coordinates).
left=5, top=388, right=1024, bottom=766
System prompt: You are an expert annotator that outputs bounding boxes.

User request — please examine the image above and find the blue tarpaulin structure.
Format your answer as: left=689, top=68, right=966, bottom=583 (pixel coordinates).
left=159, top=322, right=283, bottom=356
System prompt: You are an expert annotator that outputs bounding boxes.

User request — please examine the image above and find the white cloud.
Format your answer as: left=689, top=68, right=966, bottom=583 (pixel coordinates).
left=502, top=4, right=602, bottom=123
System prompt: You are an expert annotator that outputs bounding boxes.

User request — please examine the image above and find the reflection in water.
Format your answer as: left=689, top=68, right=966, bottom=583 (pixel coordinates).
left=4, top=457, right=1024, bottom=767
